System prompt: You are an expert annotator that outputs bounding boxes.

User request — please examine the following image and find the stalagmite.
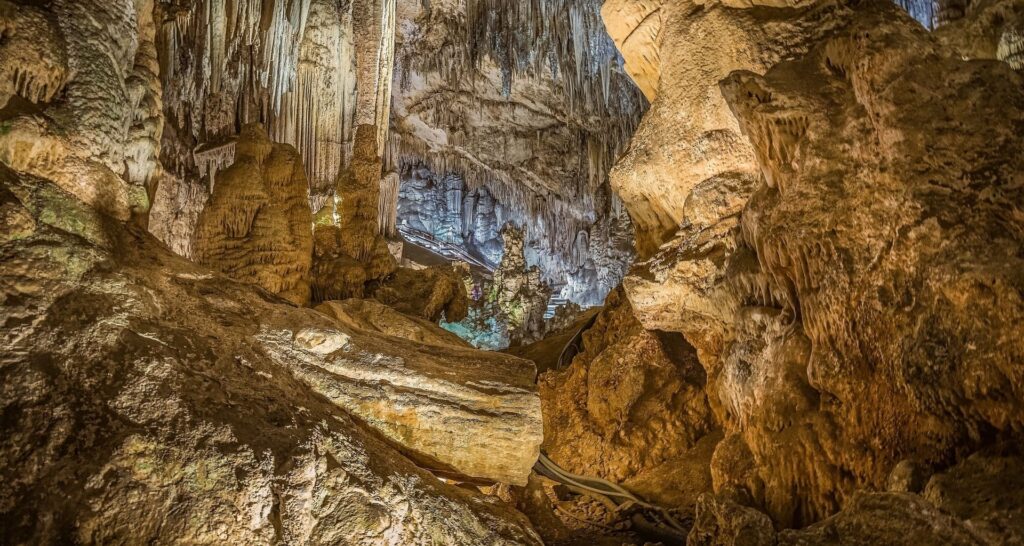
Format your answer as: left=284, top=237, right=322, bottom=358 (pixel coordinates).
left=311, top=124, right=397, bottom=302
left=998, top=26, right=1024, bottom=70
left=193, top=123, right=313, bottom=306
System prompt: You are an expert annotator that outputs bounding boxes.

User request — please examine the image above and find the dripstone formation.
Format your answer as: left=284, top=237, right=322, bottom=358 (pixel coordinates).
left=194, top=124, right=313, bottom=306
left=310, top=124, right=397, bottom=302
left=2, top=0, right=1024, bottom=544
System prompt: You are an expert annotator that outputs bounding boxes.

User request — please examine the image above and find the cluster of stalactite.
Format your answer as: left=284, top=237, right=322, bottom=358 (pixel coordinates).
left=385, top=134, right=632, bottom=300
left=398, top=0, right=645, bottom=203
left=156, top=0, right=398, bottom=211
left=157, top=0, right=312, bottom=143
left=387, top=0, right=643, bottom=308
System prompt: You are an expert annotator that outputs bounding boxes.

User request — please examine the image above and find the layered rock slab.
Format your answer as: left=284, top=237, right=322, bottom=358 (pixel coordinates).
left=0, top=167, right=543, bottom=543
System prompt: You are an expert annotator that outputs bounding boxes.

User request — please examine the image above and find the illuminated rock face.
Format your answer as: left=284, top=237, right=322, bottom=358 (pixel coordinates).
left=0, top=0, right=156, bottom=221
left=194, top=124, right=314, bottom=306
left=602, top=0, right=1024, bottom=533
left=397, top=165, right=505, bottom=268
left=390, top=0, right=640, bottom=305
left=4, top=0, right=1024, bottom=542
left=540, top=288, right=717, bottom=513
left=0, top=167, right=543, bottom=544
left=311, top=125, right=397, bottom=303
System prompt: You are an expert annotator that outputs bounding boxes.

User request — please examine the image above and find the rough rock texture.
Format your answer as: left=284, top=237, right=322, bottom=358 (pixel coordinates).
left=0, top=0, right=156, bottom=221
left=934, top=0, right=1024, bottom=68
left=605, top=0, right=841, bottom=258
left=0, top=166, right=543, bottom=543
left=315, top=298, right=472, bottom=348
left=607, top=0, right=1024, bottom=531
left=539, top=288, right=717, bottom=510
left=371, top=264, right=470, bottom=323
left=397, top=164, right=505, bottom=268
left=147, top=0, right=639, bottom=304
left=389, top=0, right=639, bottom=305
left=601, top=0, right=662, bottom=102
left=690, top=448, right=1024, bottom=545
left=491, top=227, right=554, bottom=346
left=193, top=123, right=313, bottom=306
left=149, top=0, right=401, bottom=252
left=311, top=125, right=397, bottom=303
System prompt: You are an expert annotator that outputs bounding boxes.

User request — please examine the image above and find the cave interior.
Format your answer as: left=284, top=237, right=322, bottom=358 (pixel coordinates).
left=1, top=0, right=1023, bottom=544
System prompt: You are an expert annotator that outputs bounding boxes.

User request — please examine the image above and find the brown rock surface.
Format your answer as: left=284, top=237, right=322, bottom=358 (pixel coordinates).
left=0, top=0, right=156, bottom=221
left=315, top=298, right=471, bottom=348
left=539, top=288, right=717, bottom=509
left=311, top=124, right=397, bottom=303
left=193, top=124, right=313, bottom=306
left=687, top=448, right=1024, bottom=545
left=710, top=1, right=1024, bottom=524
left=0, top=166, right=543, bottom=543
left=371, top=264, right=470, bottom=323
left=606, top=0, right=837, bottom=258
left=603, top=0, right=1024, bottom=533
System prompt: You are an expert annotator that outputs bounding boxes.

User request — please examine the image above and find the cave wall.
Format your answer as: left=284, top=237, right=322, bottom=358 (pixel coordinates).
left=601, top=0, right=1024, bottom=530
left=397, top=164, right=505, bottom=268
left=389, top=0, right=640, bottom=307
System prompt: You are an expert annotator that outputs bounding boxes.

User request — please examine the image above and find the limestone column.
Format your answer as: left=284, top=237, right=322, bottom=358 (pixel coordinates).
left=352, top=0, right=397, bottom=156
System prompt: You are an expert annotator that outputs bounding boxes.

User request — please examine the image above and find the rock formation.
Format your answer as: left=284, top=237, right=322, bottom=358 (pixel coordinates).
left=316, top=298, right=472, bottom=348
left=311, top=124, right=397, bottom=302
left=371, top=264, right=470, bottom=323
left=194, top=123, right=313, bottom=306
left=491, top=227, right=554, bottom=346
left=0, top=0, right=155, bottom=221
left=389, top=0, right=640, bottom=306
left=0, top=166, right=542, bottom=543
left=397, top=164, right=505, bottom=268
left=5, top=0, right=1024, bottom=542
left=540, top=288, right=717, bottom=513
left=604, top=0, right=1024, bottom=533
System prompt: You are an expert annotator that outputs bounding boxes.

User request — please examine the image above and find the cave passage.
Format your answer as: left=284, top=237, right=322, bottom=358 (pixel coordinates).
left=1, top=0, right=1023, bottom=544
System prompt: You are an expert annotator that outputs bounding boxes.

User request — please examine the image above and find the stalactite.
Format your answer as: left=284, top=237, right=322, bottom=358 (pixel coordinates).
left=401, top=0, right=646, bottom=199
left=998, top=27, right=1024, bottom=70
left=160, top=0, right=311, bottom=143
left=194, top=140, right=237, bottom=191
left=271, top=0, right=357, bottom=206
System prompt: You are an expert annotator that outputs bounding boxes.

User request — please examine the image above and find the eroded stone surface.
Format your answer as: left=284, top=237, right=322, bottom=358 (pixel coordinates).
left=539, top=288, right=717, bottom=511
left=603, top=0, right=1024, bottom=533
left=0, top=166, right=543, bottom=544
left=194, top=123, right=313, bottom=306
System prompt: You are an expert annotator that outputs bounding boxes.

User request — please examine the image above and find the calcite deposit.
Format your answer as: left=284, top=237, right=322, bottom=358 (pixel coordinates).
left=194, top=123, right=313, bottom=306
left=390, top=0, right=640, bottom=306
left=0, top=166, right=541, bottom=543
left=311, top=124, right=397, bottom=302
left=4, top=0, right=1024, bottom=543
left=602, top=0, right=1024, bottom=535
left=540, top=288, right=717, bottom=511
